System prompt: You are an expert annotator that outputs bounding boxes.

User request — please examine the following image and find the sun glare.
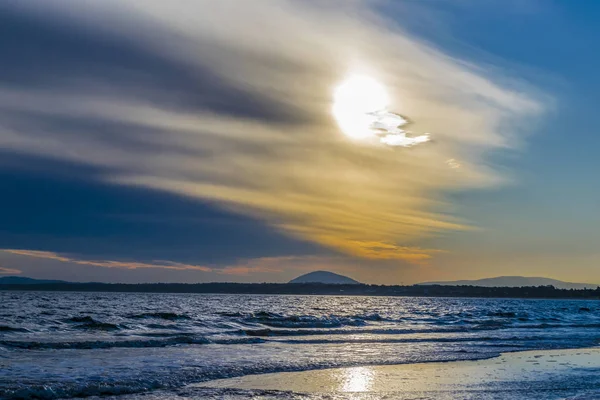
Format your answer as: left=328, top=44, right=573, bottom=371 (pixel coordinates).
left=339, top=366, right=374, bottom=392
left=332, top=74, right=431, bottom=147
left=332, top=74, right=389, bottom=140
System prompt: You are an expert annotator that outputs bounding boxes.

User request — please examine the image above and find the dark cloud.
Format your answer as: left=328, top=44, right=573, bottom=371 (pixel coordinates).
left=0, top=4, right=328, bottom=269
left=0, top=110, right=203, bottom=157
left=0, top=5, right=305, bottom=124
left=0, top=152, right=324, bottom=265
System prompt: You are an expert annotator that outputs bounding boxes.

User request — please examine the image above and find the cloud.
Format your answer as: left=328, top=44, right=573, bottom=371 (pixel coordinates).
left=0, top=1, right=546, bottom=263
left=3, top=250, right=212, bottom=272
left=0, top=266, right=21, bottom=275
left=336, top=241, right=441, bottom=263
left=1, top=249, right=349, bottom=279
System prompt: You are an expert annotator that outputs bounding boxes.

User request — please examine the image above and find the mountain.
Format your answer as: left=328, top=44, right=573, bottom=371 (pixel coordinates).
left=418, top=276, right=599, bottom=290
left=289, top=271, right=360, bottom=284
left=0, top=276, right=69, bottom=285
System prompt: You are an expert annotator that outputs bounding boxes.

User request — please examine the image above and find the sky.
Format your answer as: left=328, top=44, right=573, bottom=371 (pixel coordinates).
left=0, top=0, right=599, bottom=285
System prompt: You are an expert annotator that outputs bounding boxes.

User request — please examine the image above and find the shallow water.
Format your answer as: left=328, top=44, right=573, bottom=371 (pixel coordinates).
left=1, top=292, right=599, bottom=399
left=198, top=348, right=600, bottom=400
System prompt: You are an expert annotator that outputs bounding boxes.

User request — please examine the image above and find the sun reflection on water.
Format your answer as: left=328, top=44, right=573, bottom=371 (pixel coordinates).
left=340, top=366, right=374, bottom=392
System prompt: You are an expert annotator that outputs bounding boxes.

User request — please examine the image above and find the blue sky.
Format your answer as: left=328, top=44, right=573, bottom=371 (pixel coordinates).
left=397, top=0, right=600, bottom=282
left=0, top=1, right=598, bottom=284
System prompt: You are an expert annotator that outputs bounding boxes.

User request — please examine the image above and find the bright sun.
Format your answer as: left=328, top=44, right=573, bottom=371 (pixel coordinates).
left=332, top=74, right=389, bottom=140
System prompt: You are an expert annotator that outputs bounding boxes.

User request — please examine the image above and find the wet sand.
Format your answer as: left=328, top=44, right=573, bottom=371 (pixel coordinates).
left=199, top=348, right=600, bottom=399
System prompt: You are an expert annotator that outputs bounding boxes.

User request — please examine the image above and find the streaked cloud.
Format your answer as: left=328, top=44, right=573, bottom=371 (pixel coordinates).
left=2, top=249, right=351, bottom=279
left=0, top=1, right=546, bottom=263
left=3, top=250, right=212, bottom=272
left=0, top=266, right=21, bottom=275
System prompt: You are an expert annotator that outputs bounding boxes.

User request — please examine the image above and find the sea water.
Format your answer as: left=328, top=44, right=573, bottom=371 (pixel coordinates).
left=1, top=292, right=599, bottom=399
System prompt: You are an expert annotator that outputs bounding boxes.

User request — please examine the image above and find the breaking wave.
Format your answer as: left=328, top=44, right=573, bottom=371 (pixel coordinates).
left=239, top=311, right=389, bottom=328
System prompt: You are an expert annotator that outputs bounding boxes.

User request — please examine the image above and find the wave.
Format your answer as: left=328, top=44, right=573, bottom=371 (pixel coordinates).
left=145, top=323, right=182, bottom=330
left=0, top=335, right=267, bottom=350
left=487, top=311, right=518, bottom=318
left=63, top=315, right=123, bottom=331
left=567, top=390, right=600, bottom=400
left=240, top=321, right=600, bottom=338
left=217, top=311, right=244, bottom=317
left=240, top=326, right=466, bottom=337
left=271, top=335, right=592, bottom=346
left=17, top=324, right=580, bottom=349
left=127, top=312, right=191, bottom=320
left=498, top=322, right=600, bottom=330
left=0, top=380, right=165, bottom=400
left=246, top=312, right=365, bottom=328
left=211, top=337, right=266, bottom=345
left=237, top=310, right=595, bottom=330
left=74, top=321, right=122, bottom=331
left=65, top=316, right=96, bottom=323
left=0, top=325, right=29, bottom=333
left=240, top=311, right=389, bottom=329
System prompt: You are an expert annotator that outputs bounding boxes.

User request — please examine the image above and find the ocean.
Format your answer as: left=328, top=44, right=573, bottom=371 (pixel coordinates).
left=1, top=292, right=599, bottom=399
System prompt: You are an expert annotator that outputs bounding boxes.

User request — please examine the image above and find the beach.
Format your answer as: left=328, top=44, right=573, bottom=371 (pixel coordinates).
left=197, top=348, right=600, bottom=399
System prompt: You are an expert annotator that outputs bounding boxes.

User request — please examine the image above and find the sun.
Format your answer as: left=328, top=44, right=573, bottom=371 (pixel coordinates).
left=332, top=74, right=389, bottom=140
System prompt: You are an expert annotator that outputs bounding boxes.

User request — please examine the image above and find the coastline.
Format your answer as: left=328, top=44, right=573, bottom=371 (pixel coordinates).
left=2, top=283, right=599, bottom=300
left=197, top=347, right=600, bottom=399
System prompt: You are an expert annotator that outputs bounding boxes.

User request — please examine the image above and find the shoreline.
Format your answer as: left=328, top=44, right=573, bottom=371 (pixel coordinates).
left=2, top=287, right=599, bottom=301
left=198, top=347, right=600, bottom=399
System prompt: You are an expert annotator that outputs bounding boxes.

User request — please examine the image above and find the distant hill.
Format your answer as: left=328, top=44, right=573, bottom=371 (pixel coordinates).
left=418, top=276, right=599, bottom=290
left=0, top=276, right=69, bottom=285
left=289, top=271, right=360, bottom=284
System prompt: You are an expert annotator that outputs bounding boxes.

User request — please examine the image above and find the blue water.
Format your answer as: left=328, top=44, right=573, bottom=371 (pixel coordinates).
left=1, top=292, right=599, bottom=399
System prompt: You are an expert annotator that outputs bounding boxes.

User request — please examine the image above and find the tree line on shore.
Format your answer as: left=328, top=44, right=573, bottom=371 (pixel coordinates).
left=2, top=282, right=600, bottom=299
